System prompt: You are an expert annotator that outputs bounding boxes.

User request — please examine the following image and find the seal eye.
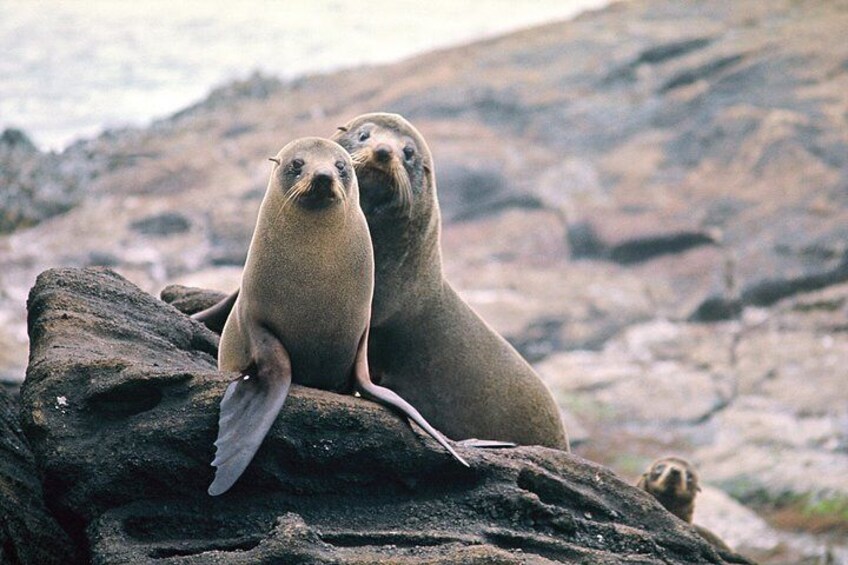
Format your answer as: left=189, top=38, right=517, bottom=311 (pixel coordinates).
left=290, top=158, right=304, bottom=174
left=403, top=146, right=415, bottom=160
left=335, top=160, right=346, bottom=172
left=359, top=130, right=370, bottom=142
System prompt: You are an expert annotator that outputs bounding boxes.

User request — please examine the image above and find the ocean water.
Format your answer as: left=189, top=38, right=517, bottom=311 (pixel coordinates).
left=0, top=0, right=608, bottom=151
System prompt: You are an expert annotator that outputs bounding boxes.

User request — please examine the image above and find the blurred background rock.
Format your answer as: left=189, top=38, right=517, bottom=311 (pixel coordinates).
left=1, top=1, right=846, bottom=562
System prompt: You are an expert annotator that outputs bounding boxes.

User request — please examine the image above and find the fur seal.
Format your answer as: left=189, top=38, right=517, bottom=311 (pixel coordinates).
left=194, top=114, right=568, bottom=450
left=637, top=456, right=701, bottom=522
left=208, top=137, right=467, bottom=497
left=331, top=113, right=568, bottom=450
left=637, top=457, right=734, bottom=554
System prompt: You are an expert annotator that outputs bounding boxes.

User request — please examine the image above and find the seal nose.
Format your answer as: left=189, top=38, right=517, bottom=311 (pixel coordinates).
left=374, top=144, right=392, bottom=163
left=307, top=168, right=338, bottom=202
left=311, top=169, right=334, bottom=191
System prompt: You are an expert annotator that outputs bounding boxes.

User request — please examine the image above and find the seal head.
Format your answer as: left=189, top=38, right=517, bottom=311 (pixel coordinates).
left=332, top=114, right=569, bottom=450
left=333, top=113, right=442, bottom=327
left=637, top=456, right=701, bottom=523
left=208, top=137, right=467, bottom=497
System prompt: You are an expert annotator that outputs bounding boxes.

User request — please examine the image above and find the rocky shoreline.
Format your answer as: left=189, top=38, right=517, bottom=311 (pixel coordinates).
left=1, top=0, right=847, bottom=562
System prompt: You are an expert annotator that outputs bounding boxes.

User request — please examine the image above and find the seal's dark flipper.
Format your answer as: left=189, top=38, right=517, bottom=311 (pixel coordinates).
left=208, top=333, right=291, bottom=496
left=352, top=329, right=470, bottom=468
left=457, top=439, right=517, bottom=449
left=192, top=289, right=239, bottom=334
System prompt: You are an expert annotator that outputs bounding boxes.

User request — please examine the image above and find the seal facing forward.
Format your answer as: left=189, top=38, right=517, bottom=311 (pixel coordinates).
left=637, top=456, right=701, bottom=522
left=637, top=456, right=736, bottom=554
left=333, top=113, right=569, bottom=450
left=195, top=115, right=569, bottom=451
left=208, top=137, right=466, bottom=496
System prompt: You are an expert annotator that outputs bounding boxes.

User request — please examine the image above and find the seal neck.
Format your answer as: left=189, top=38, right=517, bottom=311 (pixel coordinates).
left=368, top=199, right=444, bottom=327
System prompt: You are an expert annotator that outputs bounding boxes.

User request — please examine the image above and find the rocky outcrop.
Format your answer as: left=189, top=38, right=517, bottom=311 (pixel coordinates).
left=2, top=1, right=847, bottom=562
left=19, top=267, right=754, bottom=564
left=158, top=284, right=227, bottom=317
left=0, top=388, right=76, bottom=564
left=0, top=128, right=100, bottom=234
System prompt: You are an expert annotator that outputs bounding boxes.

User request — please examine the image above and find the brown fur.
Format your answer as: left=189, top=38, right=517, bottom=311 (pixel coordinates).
left=636, top=457, right=743, bottom=557
left=219, top=139, right=371, bottom=388
left=332, top=113, right=569, bottom=450
left=194, top=115, right=570, bottom=450
left=209, top=137, right=466, bottom=496
left=637, top=456, right=701, bottom=522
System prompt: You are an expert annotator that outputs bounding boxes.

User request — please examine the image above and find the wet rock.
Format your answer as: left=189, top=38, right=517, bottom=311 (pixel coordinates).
left=0, top=388, right=76, bottom=564
left=20, top=267, right=746, bottom=564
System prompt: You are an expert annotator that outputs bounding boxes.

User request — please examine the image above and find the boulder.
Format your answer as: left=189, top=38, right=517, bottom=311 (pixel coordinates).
left=20, top=267, right=752, bottom=563
left=0, top=388, right=76, bottom=564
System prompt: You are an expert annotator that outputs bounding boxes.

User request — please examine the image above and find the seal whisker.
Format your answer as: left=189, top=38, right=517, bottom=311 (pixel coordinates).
left=391, top=160, right=413, bottom=214
left=210, top=137, right=376, bottom=496
left=279, top=174, right=312, bottom=215
left=333, top=177, right=349, bottom=213
left=349, top=149, right=370, bottom=168
left=329, top=113, right=571, bottom=453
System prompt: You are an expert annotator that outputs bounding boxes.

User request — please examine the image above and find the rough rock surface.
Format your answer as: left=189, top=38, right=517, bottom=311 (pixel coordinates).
left=0, top=388, right=75, bottom=564
left=3, top=0, right=848, bottom=562
left=19, top=267, right=754, bottom=564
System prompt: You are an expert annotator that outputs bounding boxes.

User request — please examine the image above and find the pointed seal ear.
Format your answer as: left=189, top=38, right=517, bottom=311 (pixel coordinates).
left=269, top=157, right=281, bottom=165
left=336, top=126, right=349, bottom=132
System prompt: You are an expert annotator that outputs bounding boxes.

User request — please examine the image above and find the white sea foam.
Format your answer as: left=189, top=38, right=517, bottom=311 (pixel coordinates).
left=0, top=0, right=609, bottom=150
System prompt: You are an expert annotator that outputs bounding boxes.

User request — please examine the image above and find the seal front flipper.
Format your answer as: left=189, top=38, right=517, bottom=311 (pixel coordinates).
left=192, top=289, right=239, bottom=334
left=208, top=331, right=291, bottom=496
left=352, top=329, right=469, bottom=468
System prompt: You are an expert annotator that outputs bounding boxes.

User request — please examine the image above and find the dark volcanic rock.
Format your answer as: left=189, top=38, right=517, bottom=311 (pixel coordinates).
left=0, top=388, right=76, bottom=564
left=19, top=267, right=749, bottom=564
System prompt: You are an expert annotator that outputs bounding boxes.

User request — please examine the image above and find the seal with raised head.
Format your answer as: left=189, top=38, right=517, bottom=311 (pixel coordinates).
left=332, top=113, right=568, bottom=450
left=637, top=456, right=701, bottom=522
left=207, top=137, right=467, bottom=497
left=194, top=114, right=569, bottom=450
left=637, top=457, right=735, bottom=554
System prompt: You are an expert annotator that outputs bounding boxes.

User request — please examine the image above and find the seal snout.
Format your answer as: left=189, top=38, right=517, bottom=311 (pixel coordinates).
left=374, top=144, right=393, bottom=163
left=311, top=168, right=335, bottom=192
left=299, top=167, right=343, bottom=209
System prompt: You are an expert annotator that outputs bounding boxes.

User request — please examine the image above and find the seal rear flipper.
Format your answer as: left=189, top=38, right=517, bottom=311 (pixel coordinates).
left=192, top=289, right=239, bottom=334
left=457, top=439, right=517, bottom=449
left=352, top=329, right=469, bottom=468
left=208, top=335, right=291, bottom=496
